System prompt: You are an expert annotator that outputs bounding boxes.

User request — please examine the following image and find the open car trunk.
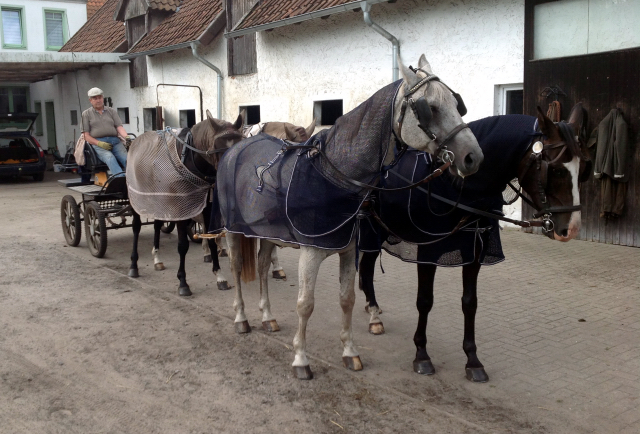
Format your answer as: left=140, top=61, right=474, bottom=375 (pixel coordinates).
left=0, top=137, right=39, bottom=164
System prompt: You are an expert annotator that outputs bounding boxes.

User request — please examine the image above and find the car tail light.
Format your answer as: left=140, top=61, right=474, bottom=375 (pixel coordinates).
left=32, top=137, right=45, bottom=157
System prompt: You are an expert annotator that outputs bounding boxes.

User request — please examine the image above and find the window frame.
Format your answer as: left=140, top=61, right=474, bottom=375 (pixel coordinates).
left=1, top=5, right=27, bottom=49
left=494, top=84, right=524, bottom=116
left=42, top=8, right=68, bottom=51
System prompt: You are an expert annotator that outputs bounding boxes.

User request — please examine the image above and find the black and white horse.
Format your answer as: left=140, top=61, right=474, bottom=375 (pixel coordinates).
left=358, top=103, right=591, bottom=382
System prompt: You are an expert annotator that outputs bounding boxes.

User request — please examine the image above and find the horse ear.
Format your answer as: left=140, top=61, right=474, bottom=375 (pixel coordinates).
left=567, top=102, right=585, bottom=138
left=417, top=54, right=433, bottom=74
left=398, top=53, right=420, bottom=88
left=536, top=106, right=557, bottom=138
left=305, top=119, right=316, bottom=139
left=284, top=123, right=298, bottom=141
left=207, top=111, right=224, bottom=131
left=233, top=113, right=243, bottom=130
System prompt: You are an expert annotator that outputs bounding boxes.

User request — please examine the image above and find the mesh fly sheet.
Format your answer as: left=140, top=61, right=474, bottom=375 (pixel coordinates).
left=360, top=114, right=538, bottom=266
left=211, top=80, right=403, bottom=249
left=127, top=129, right=212, bottom=221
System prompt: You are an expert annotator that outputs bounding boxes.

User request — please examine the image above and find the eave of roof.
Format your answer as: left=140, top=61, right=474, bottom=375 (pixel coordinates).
left=226, top=0, right=391, bottom=39
left=0, top=52, right=129, bottom=83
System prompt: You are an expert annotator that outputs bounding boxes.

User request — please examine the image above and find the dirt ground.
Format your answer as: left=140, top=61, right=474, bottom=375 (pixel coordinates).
left=0, top=172, right=632, bottom=434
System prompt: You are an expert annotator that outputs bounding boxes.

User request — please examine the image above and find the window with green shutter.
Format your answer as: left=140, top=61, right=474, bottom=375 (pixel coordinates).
left=44, top=9, right=67, bottom=51
left=1, top=7, right=26, bottom=49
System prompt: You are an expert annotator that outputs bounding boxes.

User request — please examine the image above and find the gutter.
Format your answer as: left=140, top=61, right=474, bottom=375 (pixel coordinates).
left=119, top=41, right=194, bottom=60
left=190, top=41, right=223, bottom=119
left=225, top=0, right=390, bottom=39
left=361, top=1, right=399, bottom=82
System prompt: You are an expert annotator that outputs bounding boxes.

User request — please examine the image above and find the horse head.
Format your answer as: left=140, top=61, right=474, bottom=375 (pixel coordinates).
left=520, top=103, right=590, bottom=241
left=261, top=119, right=316, bottom=143
left=191, top=110, right=244, bottom=169
left=395, top=54, right=483, bottom=177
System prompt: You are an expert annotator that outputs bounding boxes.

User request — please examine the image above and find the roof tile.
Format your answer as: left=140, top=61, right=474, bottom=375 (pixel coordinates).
left=233, top=0, right=360, bottom=32
left=148, top=0, right=182, bottom=11
left=87, top=0, right=109, bottom=19
left=129, top=0, right=223, bottom=54
left=60, top=0, right=125, bottom=53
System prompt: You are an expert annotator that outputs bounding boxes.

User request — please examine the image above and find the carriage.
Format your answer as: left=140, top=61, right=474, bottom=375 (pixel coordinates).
left=57, top=134, right=173, bottom=258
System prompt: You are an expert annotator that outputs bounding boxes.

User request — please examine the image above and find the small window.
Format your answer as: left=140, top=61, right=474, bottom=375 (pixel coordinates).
left=143, top=108, right=157, bottom=131
left=70, top=110, right=78, bottom=126
left=44, top=10, right=67, bottom=51
left=1, top=7, right=26, bottom=49
left=117, top=107, right=130, bottom=124
left=239, top=105, right=260, bottom=125
left=314, top=100, right=343, bottom=126
left=494, top=84, right=523, bottom=115
left=34, top=102, right=44, bottom=136
left=179, top=109, right=196, bottom=128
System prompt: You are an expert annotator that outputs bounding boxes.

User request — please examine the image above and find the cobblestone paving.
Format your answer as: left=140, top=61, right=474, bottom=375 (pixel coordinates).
left=233, top=229, right=640, bottom=433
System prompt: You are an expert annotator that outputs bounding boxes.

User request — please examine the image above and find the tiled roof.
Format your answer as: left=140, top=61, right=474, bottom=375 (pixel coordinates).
left=148, top=0, right=182, bottom=11
left=87, top=0, right=108, bottom=19
left=128, top=0, right=223, bottom=54
left=60, top=0, right=125, bottom=53
left=232, top=0, right=360, bottom=31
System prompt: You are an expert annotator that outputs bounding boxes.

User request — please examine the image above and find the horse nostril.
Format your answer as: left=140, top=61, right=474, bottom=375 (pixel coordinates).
left=464, top=153, right=474, bottom=168
left=561, top=229, right=568, bottom=238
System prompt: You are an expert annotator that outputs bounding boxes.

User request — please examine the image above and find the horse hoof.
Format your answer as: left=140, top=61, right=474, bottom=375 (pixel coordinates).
left=272, top=270, right=286, bottom=280
left=203, top=255, right=212, bottom=263
left=128, top=268, right=139, bottom=278
left=234, top=321, right=251, bottom=334
left=342, top=356, right=363, bottom=371
left=218, top=249, right=228, bottom=258
left=292, top=365, right=313, bottom=380
left=217, top=281, right=230, bottom=291
left=368, top=322, right=385, bottom=335
left=364, top=303, right=370, bottom=313
left=154, top=262, right=165, bottom=271
left=179, top=286, right=192, bottom=297
left=262, top=320, right=280, bottom=332
left=465, top=367, right=489, bottom=383
left=413, top=359, right=435, bottom=375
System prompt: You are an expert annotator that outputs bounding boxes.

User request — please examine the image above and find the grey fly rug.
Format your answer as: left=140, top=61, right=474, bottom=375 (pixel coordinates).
left=360, top=114, right=539, bottom=266
left=127, top=128, right=212, bottom=221
left=211, top=80, right=403, bottom=249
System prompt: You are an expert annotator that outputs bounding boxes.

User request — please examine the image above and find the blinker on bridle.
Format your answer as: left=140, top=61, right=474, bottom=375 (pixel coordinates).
left=395, top=66, right=469, bottom=164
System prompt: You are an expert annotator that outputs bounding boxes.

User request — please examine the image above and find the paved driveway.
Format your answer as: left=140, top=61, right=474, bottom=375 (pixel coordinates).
left=1, top=172, right=638, bottom=433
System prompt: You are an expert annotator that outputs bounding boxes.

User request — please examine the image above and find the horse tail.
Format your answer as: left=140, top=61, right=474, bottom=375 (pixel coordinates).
left=240, top=236, right=257, bottom=283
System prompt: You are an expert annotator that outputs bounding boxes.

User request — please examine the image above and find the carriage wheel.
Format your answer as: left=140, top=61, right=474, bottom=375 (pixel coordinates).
left=84, top=202, right=108, bottom=258
left=60, top=195, right=82, bottom=246
left=160, top=221, right=175, bottom=233
left=188, top=220, right=204, bottom=243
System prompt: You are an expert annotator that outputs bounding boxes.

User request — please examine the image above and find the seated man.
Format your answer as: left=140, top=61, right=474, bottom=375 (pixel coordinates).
left=81, top=87, right=128, bottom=177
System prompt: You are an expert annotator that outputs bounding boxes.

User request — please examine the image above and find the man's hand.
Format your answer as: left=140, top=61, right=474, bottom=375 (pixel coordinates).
left=96, top=141, right=112, bottom=151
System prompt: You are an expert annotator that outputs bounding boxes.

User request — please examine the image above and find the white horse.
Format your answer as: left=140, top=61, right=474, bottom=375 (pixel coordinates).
left=219, top=55, right=484, bottom=379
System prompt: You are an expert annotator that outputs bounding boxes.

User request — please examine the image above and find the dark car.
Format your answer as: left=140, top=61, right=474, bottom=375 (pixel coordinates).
left=0, top=112, right=46, bottom=182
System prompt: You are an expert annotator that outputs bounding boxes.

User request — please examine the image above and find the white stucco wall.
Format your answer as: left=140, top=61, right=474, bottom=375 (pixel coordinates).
left=0, top=0, right=87, bottom=52
left=31, top=0, right=526, bottom=223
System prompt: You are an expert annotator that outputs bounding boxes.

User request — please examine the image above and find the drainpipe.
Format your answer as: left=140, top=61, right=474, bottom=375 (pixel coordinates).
left=361, top=1, right=399, bottom=82
left=190, top=41, right=223, bottom=118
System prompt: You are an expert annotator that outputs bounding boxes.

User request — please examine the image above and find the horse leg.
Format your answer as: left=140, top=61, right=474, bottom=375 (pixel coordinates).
left=227, top=233, right=250, bottom=333
left=217, top=236, right=228, bottom=257
left=270, top=247, right=286, bottom=280
left=462, top=259, right=489, bottom=382
left=128, top=211, right=141, bottom=278
left=339, top=246, right=362, bottom=371
left=413, top=263, right=436, bottom=375
left=292, top=246, right=327, bottom=379
left=176, top=220, right=191, bottom=296
left=193, top=214, right=212, bottom=263
left=258, top=239, right=279, bottom=331
left=152, top=220, right=165, bottom=271
left=199, top=209, right=229, bottom=290
left=359, top=251, right=384, bottom=334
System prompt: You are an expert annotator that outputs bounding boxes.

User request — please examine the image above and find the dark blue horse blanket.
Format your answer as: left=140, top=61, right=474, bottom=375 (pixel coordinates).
left=360, top=114, right=539, bottom=266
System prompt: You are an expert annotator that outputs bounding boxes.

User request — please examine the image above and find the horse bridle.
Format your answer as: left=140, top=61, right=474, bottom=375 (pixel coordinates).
left=508, top=125, right=583, bottom=233
left=395, top=67, right=470, bottom=164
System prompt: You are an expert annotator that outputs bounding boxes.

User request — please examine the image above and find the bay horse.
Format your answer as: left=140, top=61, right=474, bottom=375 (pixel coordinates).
left=358, top=103, right=591, bottom=382
left=126, top=111, right=243, bottom=295
left=214, top=54, right=484, bottom=379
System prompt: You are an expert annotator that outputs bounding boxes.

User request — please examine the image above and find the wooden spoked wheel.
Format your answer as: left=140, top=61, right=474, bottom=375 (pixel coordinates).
left=84, top=201, right=107, bottom=258
left=60, top=195, right=82, bottom=246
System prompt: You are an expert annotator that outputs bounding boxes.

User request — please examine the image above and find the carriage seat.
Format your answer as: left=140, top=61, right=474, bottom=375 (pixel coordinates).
left=82, top=142, right=110, bottom=173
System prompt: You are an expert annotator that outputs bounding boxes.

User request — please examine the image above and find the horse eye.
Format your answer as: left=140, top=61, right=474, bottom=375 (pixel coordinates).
left=429, top=106, right=438, bottom=113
